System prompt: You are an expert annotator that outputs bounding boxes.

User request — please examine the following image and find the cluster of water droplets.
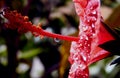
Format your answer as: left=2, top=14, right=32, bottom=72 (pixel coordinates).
left=69, top=0, right=100, bottom=78
left=77, top=1, right=99, bottom=64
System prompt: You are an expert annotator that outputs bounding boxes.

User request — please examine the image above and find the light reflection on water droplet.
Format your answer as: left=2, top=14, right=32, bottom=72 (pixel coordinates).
left=88, top=44, right=90, bottom=47
left=92, top=17, right=97, bottom=22
left=92, top=23, right=95, bottom=28
left=80, top=43, right=83, bottom=47
left=54, top=38, right=60, bottom=43
left=92, top=33, right=95, bottom=36
left=85, top=36, right=89, bottom=40
left=83, top=55, right=87, bottom=61
left=90, top=6, right=94, bottom=10
left=92, top=10, right=97, bottom=15
left=87, top=19, right=90, bottom=23
left=80, top=36, right=83, bottom=40
left=83, top=26, right=88, bottom=31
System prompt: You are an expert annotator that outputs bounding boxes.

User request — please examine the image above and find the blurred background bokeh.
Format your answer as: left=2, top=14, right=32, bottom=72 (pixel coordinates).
left=0, top=0, right=120, bottom=78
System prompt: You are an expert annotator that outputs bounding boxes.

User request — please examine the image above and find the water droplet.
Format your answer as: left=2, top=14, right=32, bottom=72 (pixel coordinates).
left=92, top=23, right=95, bottom=28
left=80, top=36, right=83, bottom=40
left=86, top=19, right=90, bottom=23
left=82, top=26, right=88, bottom=31
left=92, top=33, right=95, bottom=36
left=92, top=10, right=97, bottom=15
left=90, top=7, right=94, bottom=10
left=88, top=44, right=90, bottom=47
left=82, top=55, right=87, bottom=61
left=54, top=38, right=60, bottom=43
left=85, top=36, right=89, bottom=40
left=74, top=57, right=79, bottom=61
left=91, top=17, right=97, bottom=22
left=79, top=43, right=83, bottom=47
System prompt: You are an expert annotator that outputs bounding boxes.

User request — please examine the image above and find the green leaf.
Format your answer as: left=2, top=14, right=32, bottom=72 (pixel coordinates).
left=110, top=57, right=120, bottom=66
left=18, top=48, right=42, bottom=59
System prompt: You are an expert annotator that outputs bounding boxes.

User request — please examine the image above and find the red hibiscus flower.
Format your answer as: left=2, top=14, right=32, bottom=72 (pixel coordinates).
left=1, top=0, right=118, bottom=78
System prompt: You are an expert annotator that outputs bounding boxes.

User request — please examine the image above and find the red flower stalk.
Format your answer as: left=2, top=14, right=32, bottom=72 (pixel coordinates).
left=2, top=9, right=79, bottom=42
left=1, top=0, right=116, bottom=77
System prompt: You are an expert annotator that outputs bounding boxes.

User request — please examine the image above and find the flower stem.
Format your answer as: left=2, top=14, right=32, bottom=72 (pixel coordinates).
left=29, top=26, right=79, bottom=42
left=3, top=9, right=79, bottom=42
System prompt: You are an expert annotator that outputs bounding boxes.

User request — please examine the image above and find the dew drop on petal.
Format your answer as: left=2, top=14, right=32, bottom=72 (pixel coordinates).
left=91, top=17, right=97, bottom=22
left=92, top=23, right=95, bottom=28
left=85, top=36, right=89, bottom=40
left=90, top=6, right=94, bottom=10
left=83, top=26, right=88, bottom=31
left=80, top=36, right=83, bottom=40
left=80, top=43, right=83, bottom=47
left=92, top=10, right=97, bottom=15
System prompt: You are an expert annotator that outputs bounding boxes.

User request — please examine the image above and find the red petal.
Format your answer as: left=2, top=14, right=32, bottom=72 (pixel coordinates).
left=69, top=0, right=116, bottom=77
left=89, top=22, right=115, bottom=65
left=98, top=23, right=115, bottom=45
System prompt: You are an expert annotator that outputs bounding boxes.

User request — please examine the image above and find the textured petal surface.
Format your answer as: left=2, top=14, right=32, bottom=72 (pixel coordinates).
left=69, top=0, right=115, bottom=78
